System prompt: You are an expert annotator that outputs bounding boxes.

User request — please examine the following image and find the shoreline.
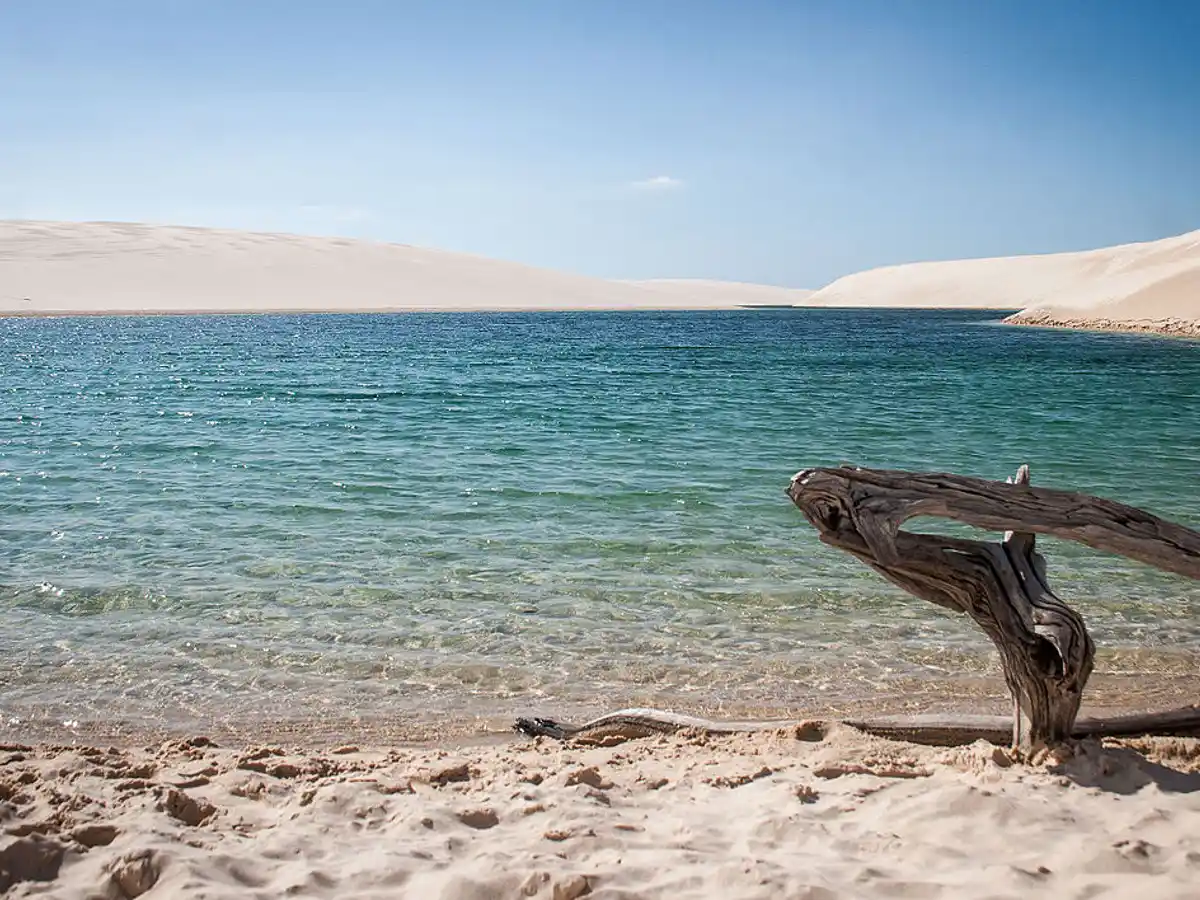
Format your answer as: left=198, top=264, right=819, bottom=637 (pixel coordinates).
left=0, top=305, right=1020, bottom=319
left=1003, top=311, right=1200, bottom=339
left=0, top=305, right=756, bottom=319
left=5, top=663, right=1196, bottom=753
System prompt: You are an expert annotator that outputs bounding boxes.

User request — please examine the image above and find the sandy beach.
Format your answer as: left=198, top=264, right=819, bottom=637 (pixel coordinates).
left=3, top=219, right=1200, bottom=897
left=4, top=725, right=1200, bottom=899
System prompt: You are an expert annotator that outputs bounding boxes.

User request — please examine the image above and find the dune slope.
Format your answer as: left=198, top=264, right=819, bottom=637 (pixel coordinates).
left=0, top=221, right=784, bottom=315
left=805, top=230, right=1200, bottom=333
left=3, top=220, right=1198, bottom=332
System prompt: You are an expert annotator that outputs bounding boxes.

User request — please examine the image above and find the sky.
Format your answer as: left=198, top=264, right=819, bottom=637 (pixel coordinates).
left=2, top=1, right=1198, bottom=288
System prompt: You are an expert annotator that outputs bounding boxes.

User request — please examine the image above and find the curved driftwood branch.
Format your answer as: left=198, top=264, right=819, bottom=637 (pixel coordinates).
left=514, top=705, right=1200, bottom=748
left=788, top=466, right=1200, bottom=579
left=787, top=465, right=1200, bottom=750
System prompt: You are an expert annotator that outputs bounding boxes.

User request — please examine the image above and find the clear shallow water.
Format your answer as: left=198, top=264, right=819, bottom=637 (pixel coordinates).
left=1, top=310, right=1198, bottom=738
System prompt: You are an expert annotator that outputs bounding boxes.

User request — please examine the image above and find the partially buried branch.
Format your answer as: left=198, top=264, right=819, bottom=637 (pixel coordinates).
left=786, top=465, right=1200, bottom=750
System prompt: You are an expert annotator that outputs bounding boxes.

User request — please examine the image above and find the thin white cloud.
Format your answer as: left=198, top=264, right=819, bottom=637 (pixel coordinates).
left=630, top=175, right=684, bottom=191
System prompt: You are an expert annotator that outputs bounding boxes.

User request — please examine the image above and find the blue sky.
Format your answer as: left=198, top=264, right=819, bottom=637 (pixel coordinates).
left=2, top=1, right=1198, bottom=287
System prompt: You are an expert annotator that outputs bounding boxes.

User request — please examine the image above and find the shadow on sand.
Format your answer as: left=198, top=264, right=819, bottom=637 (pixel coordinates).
left=1051, top=738, right=1200, bottom=795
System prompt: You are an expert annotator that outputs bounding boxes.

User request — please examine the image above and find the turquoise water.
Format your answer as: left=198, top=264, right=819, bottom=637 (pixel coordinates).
left=1, top=310, right=1198, bottom=738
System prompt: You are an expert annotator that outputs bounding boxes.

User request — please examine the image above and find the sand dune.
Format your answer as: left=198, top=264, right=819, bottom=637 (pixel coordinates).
left=807, top=229, right=1200, bottom=334
left=1005, top=257, right=1200, bottom=336
left=3, top=726, right=1200, bottom=899
left=2, top=220, right=1197, bottom=332
left=0, top=221, right=789, bottom=316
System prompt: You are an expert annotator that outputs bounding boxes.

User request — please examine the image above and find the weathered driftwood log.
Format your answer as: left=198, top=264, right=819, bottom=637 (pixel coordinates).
left=514, top=705, right=1200, bottom=747
left=787, top=465, right=1200, bottom=750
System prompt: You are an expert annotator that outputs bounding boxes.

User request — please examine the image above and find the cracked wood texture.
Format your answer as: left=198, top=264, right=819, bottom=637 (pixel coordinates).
left=786, top=465, right=1200, bottom=749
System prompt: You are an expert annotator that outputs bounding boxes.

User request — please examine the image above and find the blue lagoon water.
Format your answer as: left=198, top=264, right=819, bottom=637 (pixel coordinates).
left=1, top=310, right=1198, bottom=739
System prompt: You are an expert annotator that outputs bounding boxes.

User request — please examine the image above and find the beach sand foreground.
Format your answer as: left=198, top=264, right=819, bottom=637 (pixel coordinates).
left=3, top=727, right=1199, bottom=899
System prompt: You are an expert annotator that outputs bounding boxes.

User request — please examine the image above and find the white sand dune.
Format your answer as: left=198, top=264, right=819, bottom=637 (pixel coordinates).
left=806, top=229, right=1200, bottom=334
left=2, top=220, right=1197, bottom=333
left=0, top=221, right=792, bottom=316
left=3, top=727, right=1199, bottom=899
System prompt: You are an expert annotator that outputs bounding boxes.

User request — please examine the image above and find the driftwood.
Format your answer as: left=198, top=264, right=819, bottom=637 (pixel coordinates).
left=514, top=706, right=1200, bottom=747
left=787, top=465, right=1200, bottom=750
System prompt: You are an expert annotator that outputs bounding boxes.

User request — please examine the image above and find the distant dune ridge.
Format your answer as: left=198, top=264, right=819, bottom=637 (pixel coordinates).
left=1, top=220, right=1197, bottom=333
left=625, top=278, right=814, bottom=307
left=805, top=228, right=1200, bottom=336
left=0, top=220, right=733, bottom=314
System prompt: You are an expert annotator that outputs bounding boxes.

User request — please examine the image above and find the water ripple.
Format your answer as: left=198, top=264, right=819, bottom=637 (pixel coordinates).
left=1, top=309, right=1198, bottom=733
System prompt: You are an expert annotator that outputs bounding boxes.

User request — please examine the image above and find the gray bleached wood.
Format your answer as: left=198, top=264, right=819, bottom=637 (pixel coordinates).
left=514, top=706, right=1200, bottom=747
left=786, top=466, right=1199, bottom=579
left=786, top=465, right=1198, bottom=749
